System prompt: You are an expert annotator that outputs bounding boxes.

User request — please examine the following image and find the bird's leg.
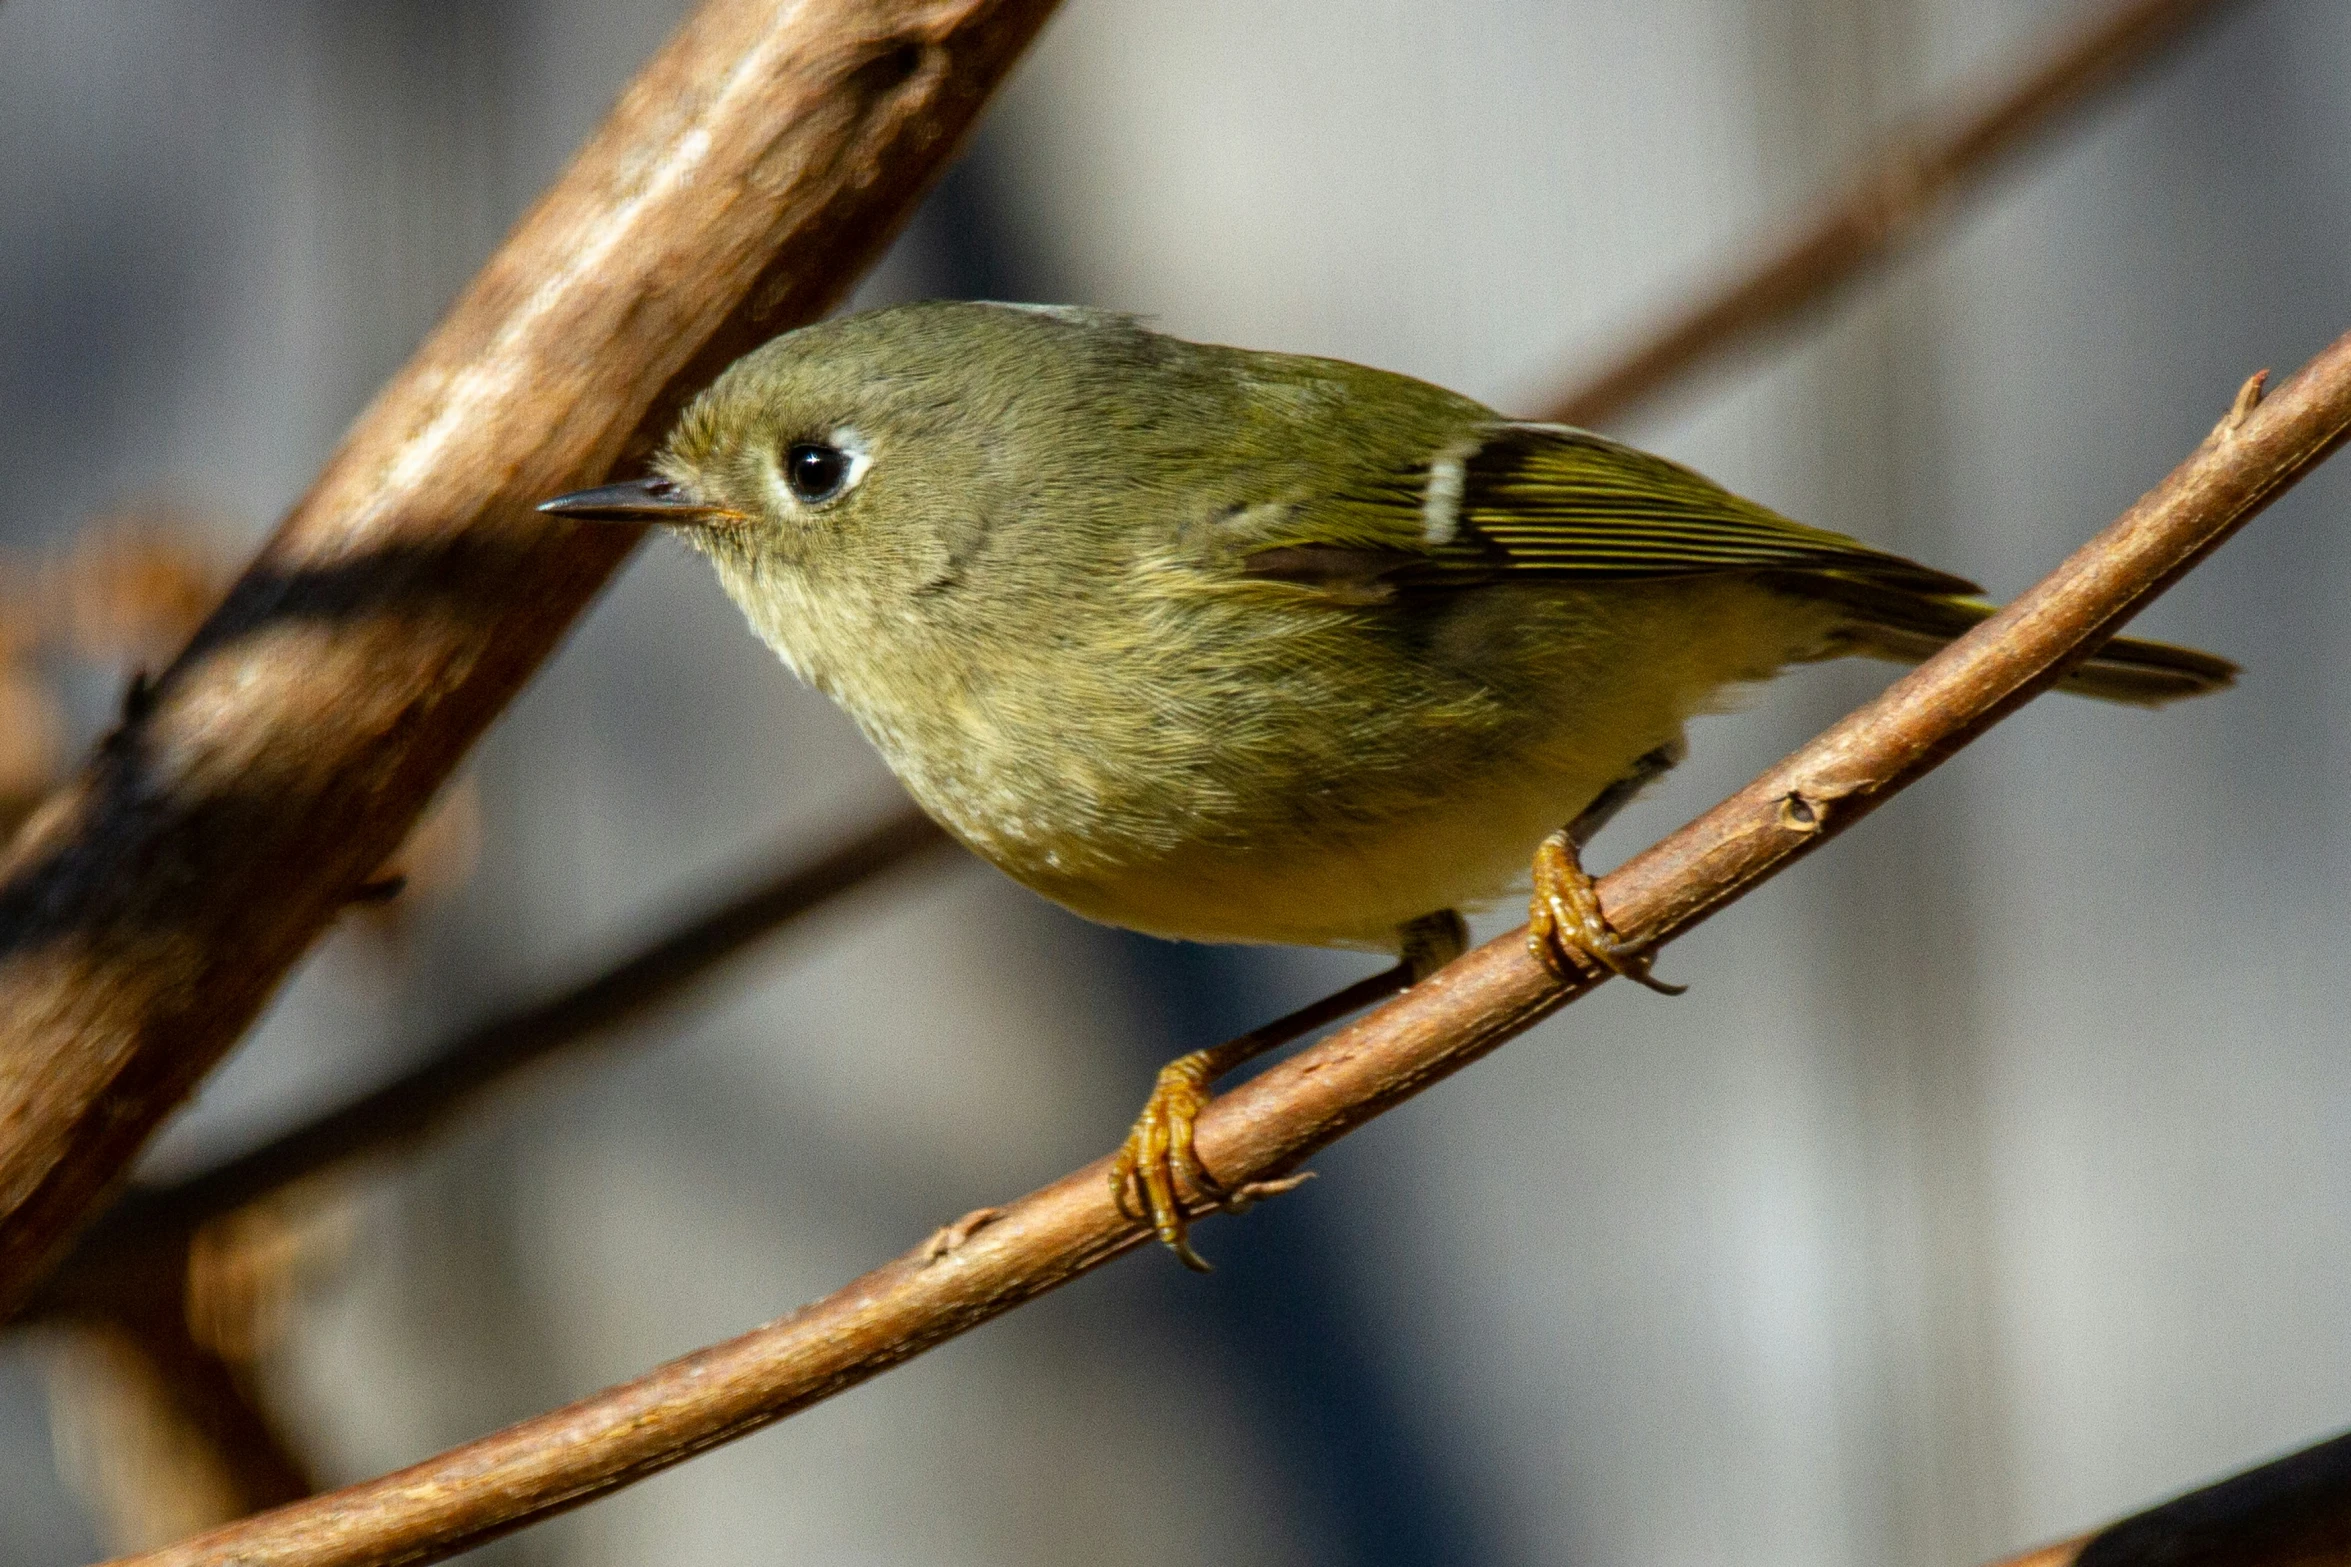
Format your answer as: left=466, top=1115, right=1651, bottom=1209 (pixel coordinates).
left=1528, top=746, right=1687, bottom=996
left=1111, top=910, right=1465, bottom=1270
left=1564, top=741, right=1684, bottom=845
left=1397, top=908, right=1469, bottom=979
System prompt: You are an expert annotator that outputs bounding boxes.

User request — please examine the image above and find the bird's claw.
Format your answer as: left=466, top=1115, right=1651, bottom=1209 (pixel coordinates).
left=1109, top=1050, right=1320, bottom=1271
left=1111, top=1050, right=1224, bottom=1270
left=1527, top=827, right=1685, bottom=996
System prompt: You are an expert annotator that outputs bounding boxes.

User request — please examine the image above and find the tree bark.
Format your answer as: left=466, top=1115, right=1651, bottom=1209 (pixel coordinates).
left=0, top=0, right=1063, bottom=1318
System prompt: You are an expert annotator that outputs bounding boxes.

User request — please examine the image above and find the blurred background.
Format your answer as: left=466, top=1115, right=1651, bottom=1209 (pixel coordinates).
left=3, top=0, right=2349, bottom=1562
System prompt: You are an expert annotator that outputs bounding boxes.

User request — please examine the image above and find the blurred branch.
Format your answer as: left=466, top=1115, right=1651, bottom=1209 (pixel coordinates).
left=20, top=0, right=2250, bottom=1302
left=35, top=1191, right=339, bottom=1551
left=0, top=0, right=1063, bottom=1318
left=102, top=324, right=2351, bottom=1566
left=1988, top=1426, right=2351, bottom=1567
left=44, top=1312, right=315, bottom=1548
left=40, top=1321, right=307, bottom=1553
left=0, top=517, right=221, bottom=840
left=20, top=808, right=951, bottom=1324
left=1539, top=0, right=2248, bottom=429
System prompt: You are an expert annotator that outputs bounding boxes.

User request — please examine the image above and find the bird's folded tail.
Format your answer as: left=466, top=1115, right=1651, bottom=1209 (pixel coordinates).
left=1781, top=573, right=2237, bottom=708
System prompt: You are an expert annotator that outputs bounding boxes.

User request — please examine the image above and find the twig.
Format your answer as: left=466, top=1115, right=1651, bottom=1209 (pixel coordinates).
left=0, top=0, right=1063, bottom=1318
left=19, top=808, right=951, bottom=1323
left=1985, top=1424, right=2351, bottom=1567
left=42, top=1168, right=356, bottom=1540
left=72, top=1305, right=315, bottom=1525
left=1540, top=0, right=2248, bottom=429
left=20, top=0, right=2246, bottom=1294
left=103, top=325, right=2351, bottom=1567
left=39, top=1319, right=307, bottom=1552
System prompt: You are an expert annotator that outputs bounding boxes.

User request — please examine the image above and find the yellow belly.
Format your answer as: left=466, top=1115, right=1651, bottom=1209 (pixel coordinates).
left=1030, top=750, right=1630, bottom=951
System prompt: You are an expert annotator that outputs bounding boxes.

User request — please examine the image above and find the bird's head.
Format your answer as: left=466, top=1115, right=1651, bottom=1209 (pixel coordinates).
left=539, top=300, right=1155, bottom=688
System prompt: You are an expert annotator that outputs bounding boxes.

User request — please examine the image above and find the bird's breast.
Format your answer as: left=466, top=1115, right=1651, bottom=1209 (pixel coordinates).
left=750, top=564, right=1837, bottom=951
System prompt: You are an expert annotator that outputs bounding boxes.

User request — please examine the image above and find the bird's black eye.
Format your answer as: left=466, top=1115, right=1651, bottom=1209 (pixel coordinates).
left=785, top=441, right=850, bottom=504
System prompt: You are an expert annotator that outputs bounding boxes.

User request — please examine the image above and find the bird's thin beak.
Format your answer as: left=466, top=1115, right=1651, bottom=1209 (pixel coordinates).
left=536, top=475, right=747, bottom=526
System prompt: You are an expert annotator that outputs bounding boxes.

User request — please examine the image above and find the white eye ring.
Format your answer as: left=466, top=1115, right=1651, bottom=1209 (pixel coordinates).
left=827, top=426, right=874, bottom=492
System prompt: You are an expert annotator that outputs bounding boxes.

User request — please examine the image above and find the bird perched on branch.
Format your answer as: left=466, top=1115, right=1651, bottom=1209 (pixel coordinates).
left=542, top=300, right=2233, bottom=1267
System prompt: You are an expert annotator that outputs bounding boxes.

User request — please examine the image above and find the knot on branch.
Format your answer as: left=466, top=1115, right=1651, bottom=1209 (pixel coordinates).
left=1777, top=791, right=1824, bottom=835
left=2215, top=369, right=2269, bottom=442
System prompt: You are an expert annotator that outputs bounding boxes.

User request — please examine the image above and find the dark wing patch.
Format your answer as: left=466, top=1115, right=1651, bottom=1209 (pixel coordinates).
left=1454, top=425, right=1979, bottom=594
left=1241, top=544, right=1422, bottom=583
left=1254, top=422, right=1980, bottom=599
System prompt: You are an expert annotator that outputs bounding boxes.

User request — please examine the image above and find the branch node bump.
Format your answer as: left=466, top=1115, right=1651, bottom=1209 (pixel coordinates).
left=2218, top=369, right=2270, bottom=439
left=1222, top=1170, right=1316, bottom=1213
left=1778, top=791, right=1824, bottom=834
left=920, top=1206, right=1006, bottom=1262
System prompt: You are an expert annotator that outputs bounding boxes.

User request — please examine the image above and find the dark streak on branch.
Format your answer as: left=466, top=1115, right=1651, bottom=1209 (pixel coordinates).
left=1988, top=1425, right=2351, bottom=1567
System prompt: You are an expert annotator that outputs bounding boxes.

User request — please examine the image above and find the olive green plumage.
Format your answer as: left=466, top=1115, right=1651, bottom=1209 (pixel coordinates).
left=634, top=300, right=2233, bottom=951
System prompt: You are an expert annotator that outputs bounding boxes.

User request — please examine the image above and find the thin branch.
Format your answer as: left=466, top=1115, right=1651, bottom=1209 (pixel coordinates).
left=38, top=1320, right=306, bottom=1552
left=1986, top=1425, right=2351, bottom=1567
left=18, top=0, right=2246, bottom=1297
left=104, top=326, right=2351, bottom=1567
left=0, top=0, right=1063, bottom=1318
left=1540, top=0, right=2248, bottom=429
left=72, top=1305, right=316, bottom=1525
left=19, top=809, right=951, bottom=1323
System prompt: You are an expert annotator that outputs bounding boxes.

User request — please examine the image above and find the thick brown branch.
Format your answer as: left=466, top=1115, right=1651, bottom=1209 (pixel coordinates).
left=105, top=327, right=2351, bottom=1567
left=19, top=808, right=951, bottom=1324
left=0, top=0, right=1061, bottom=1318
left=1541, top=0, right=2247, bottom=429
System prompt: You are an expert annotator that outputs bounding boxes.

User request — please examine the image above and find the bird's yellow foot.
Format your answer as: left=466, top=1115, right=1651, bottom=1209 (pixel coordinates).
left=1112, top=1050, right=1316, bottom=1269
left=1110, top=1061, right=1315, bottom=1272
left=1528, top=827, right=1685, bottom=995
left=1111, top=1047, right=1225, bottom=1270
left=1109, top=934, right=1445, bottom=1269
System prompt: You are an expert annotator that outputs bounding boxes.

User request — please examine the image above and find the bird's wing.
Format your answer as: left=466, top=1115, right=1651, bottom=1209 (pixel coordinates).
left=1233, top=422, right=1980, bottom=599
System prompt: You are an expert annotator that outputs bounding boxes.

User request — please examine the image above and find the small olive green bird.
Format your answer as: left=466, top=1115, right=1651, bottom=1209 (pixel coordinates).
left=543, top=299, right=2232, bottom=1266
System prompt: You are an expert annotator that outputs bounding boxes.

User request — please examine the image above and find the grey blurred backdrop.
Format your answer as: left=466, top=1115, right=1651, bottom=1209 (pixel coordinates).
left=3, top=0, right=2348, bottom=1563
